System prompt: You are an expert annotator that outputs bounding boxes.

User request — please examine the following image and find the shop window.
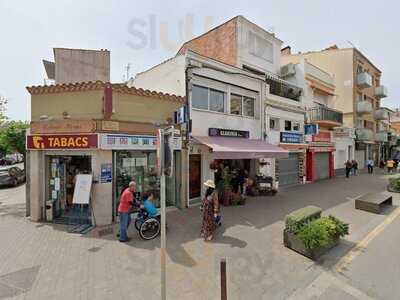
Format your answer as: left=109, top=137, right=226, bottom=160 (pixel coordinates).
left=293, top=122, right=300, bottom=131
left=243, top=97, right=255, bottom=117
left=209, top=89, right=225, bottom=113
left=230, top=94, right=242, bottom=115
left=270, top=117, right=280, bottom=131
left=285, top=120, right=292, bottom=131
left=192, top=85, right=208, bottom=110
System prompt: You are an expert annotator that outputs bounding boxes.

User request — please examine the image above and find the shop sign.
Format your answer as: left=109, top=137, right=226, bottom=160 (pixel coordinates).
left=101, top=121, right=120, bottom=131
left=333, top=127, right=355, bottom=138
left=27, top=134, right=98, bottom=150
left=304, top=124, right=319, bottom=135
left=312, top=131, right=331, bottom=142
left=208, top=128, right=249, bottom=138
left=280, top=132, right=303, bottom=144
left=311, top=147, right=335, bottom=153
left=30, top=120, right=96, bottom=134
left=100, top=134, right=181, bottom=150
left=100, top=163, right=112, bottom=183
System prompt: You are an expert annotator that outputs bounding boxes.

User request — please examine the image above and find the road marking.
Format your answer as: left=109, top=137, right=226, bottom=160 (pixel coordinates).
left=335, top=206, right=400, bottom=274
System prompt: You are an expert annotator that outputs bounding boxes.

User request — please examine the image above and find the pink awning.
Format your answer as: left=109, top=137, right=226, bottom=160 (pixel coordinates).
left=193, top=136, right=289, bottom=159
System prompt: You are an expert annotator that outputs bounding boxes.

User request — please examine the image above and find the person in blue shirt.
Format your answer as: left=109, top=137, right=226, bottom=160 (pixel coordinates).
left=142, top=192, right=159, bottom=217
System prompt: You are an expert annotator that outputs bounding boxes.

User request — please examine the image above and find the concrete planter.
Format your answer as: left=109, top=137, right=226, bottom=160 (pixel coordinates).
left=283, top=229, right=340, bottom=260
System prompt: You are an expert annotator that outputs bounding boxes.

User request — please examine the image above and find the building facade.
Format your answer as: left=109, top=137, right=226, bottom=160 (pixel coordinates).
left=282, top=45, right=388, bottom=168
left=26, top=82, right=184, bottom=225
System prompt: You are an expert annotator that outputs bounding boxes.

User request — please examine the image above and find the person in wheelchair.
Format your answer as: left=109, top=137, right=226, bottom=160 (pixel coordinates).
left=142, top=191, right=159, bottom=218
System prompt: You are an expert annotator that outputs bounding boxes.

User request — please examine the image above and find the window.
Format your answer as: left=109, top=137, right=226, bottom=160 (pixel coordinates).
left=293, top=122, right=300, bottom=131
left=243, top=97, right=255, bottom=117
left=285, top=120, right=292, bottom=131
left=230, top=94, right=242, bottom=115
left=209, top=89, right=225, bottom=112
left=192, top=85, right=208, bottom=110
left=357, top=65, right=363, bottom=74
left=270, top=117, right=280, bottom=131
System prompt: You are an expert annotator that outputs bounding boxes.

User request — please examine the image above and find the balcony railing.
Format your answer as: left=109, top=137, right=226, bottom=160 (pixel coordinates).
left=375, top=131, right=388, bottom=142
left=374, top=108, right=389, bottom=120
left=308, top=106, right=343, bottom=125
left=357, top=72, right=372, bottom=89
left=375, top=85, right=388, bottom=98
left=356, top=128, right=374, bottom=141
left=356, top=101, right=373, bottom=114
left=305, top=62, right=334, bottom=86
left=266, top=77, right=302, bottom=101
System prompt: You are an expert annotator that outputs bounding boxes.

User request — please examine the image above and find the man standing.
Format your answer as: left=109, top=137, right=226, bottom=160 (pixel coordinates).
left=345, top=160, right=352, bottom=178
left=367, top=158, right=374, bottom=174
left=118, top=181, right=136, bottom=242
left=386, top=159, right=395, bottom=174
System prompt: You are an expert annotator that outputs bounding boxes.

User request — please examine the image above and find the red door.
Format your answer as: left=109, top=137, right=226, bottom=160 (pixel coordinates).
left=189, top=155, right=201, bottom=199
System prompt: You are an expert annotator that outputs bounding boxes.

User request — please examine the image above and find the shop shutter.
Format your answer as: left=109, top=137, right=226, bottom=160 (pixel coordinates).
left=355, top=150, right=365, bottom=169
left=278, top=153, right=299, bottom=186
left=315, top=152, right=330, bottom=180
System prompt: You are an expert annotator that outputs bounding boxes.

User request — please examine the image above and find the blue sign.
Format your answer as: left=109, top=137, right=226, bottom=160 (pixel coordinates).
left=280, top=132, right=304, bottom=144
left=304, top=124, right=319, bottom=135
left=100, top=163, right=112, bottom=183
left=174, top=106, right=187, bottom=124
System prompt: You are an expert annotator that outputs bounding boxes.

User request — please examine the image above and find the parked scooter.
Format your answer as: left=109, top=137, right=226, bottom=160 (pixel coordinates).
left=255, top=174, right=277, bottom=196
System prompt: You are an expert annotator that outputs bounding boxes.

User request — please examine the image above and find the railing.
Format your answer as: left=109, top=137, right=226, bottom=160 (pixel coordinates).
left=357, top=72, right=372, bottom=88
left=373, top=109, right=389, bottom=120
left=356, top=101, right=373, bottom=114
left=304, top=62, right=334, bottom=86
left=266, top=77, right=302, bottom=101
left=308, top=106, right=343, bottom=124
left=356, top=128, right=374, bottom=141
left=375, top=85, right=388, bottom=98
left=375, top=131, right=388, bottom=142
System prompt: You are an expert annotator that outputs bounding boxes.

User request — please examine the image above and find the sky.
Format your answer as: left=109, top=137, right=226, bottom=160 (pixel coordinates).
left=0, top=0, right=399, bottom=121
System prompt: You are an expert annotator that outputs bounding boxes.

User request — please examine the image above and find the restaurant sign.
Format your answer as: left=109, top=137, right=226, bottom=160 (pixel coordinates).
left=100, top=134, right=181, bottom=150
left=312, top=131, right=331, bottom=143
left=208, top=128, right=249, bottom=138
left=27, top=134, right=98, bottom=150
left=280, top=132, right=304, bottom=144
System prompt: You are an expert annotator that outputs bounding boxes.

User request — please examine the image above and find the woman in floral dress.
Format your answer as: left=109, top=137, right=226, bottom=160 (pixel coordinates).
left=200, top=180, right=220, bottom=241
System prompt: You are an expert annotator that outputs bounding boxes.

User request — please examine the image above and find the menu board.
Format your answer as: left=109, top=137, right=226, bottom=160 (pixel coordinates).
left=72, top=174, right=93, bottom=204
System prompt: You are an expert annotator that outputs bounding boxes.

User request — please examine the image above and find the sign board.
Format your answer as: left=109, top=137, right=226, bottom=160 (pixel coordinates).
left=27, top=134, right=98, bottom=150
left=72, top=174, right=93, bottom=204
left=280, top=132, right=304, bottom=144
left=174, top=106, right=187, bottom=124
left=100, top=163, right=112, bottom=183
left=101, top=121, right=120, bottom=131
left=312, top=131, right=331, bottom=143
left=208, top=128, right=249, bottom=138
left=304, top=124, right=319, bottom=135
left=99, top=134, right=181, bottom=150
left=30, top=120, right=96, bottom=134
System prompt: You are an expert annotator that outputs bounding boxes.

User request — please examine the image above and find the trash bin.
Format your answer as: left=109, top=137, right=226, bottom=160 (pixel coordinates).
left=46, top=200, right=54, bottom=222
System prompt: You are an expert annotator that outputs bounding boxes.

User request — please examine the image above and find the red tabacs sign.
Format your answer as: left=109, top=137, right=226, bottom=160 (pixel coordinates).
left=312, top=131, right=331, bottom=143
left=27, top=134, right=98, bottom=150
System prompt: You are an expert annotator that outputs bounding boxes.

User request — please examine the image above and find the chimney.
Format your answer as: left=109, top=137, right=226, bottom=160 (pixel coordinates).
left=281, top=46, right=291, bottom=55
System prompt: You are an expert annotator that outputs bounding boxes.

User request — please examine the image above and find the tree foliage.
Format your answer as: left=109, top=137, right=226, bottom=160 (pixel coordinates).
left=0, top=121, right=29, bottom=155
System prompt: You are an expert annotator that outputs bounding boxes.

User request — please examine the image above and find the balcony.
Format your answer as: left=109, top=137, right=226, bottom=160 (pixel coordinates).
left=356, top=128, right=374, bottom=141
left=305, top=62, right=334, bottom=87
left=375, top=131, right=388, bottom=143
left=375, top=85, right=388, bottom=98
left=373, top=108, right=389, bottom=120
left=357, top=72, right=372, bottom=89
left=356, top=101, right=373, bottom=114
left=266, top=77, right=302, bottom=102
left=308, top=106, right=343, bottom=128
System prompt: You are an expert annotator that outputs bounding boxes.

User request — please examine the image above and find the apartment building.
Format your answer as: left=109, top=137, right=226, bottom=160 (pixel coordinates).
left=282, top=45, right=388, bottom=168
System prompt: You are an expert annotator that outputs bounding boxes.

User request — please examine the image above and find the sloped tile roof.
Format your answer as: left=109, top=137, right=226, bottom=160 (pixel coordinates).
left=26, top=81, right=185, bottom=104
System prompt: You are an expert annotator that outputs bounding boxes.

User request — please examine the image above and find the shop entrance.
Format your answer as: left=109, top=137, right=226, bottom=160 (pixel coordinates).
left=47, top=155, right=92, bottom=223
left=278, top=153, right=300, bottom=186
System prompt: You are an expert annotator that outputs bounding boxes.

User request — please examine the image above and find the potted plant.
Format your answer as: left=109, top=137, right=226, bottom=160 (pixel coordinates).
left=221, top=167, right=234, bottom=206
left=387, top=176, right=400, bottom=193
left=283, top=206, right=349, bottom=260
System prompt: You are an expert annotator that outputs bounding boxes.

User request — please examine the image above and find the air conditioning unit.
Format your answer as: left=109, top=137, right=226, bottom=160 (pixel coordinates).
left=280, top=63, right=296, bottom=78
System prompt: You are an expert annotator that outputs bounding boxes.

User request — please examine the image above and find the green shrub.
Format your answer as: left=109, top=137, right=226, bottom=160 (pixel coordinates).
left=389, top=176, right=400, bottom=192
left=285, top=206, right=322, bottom=234
left=297, top=216, right=349, bottom=250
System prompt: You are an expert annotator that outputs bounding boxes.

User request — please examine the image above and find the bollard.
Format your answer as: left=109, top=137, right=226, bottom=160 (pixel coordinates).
left=220, top=258, right=227, bottom=300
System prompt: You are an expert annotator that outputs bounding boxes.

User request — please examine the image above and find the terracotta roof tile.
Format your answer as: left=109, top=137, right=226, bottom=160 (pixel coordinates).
left=26, top=81, right=185, bottom=104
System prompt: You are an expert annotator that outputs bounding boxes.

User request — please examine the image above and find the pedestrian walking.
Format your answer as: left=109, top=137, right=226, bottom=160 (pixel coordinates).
left=200, top=180, right=220, bottom=241
left=380, top=159, right=385, bottom=169
left=345, top=160, right=352, bottom=178
left=386, top=159, right=395, bottom=174
left=352, top=160, right=358, bottom=176
left=367, top=158, right=374, bottom=174
left=118, top=181, right=136, bottom=242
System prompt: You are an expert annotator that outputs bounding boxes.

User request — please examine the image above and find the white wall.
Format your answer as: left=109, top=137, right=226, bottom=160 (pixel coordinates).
left=236, top=16, right=283, bottom=75
left=190, top=72, right=263, bottom=139
left=334, top=137, right=354, bottom=169
left=132, top=55, right=186, bottom=96
left=266, top=106, right=305, bottom=145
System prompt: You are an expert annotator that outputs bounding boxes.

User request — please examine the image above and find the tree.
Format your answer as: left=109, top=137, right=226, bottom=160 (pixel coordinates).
left=0, top=95, right=8, bottom=124
left=0, top=121, right=29, bottom=155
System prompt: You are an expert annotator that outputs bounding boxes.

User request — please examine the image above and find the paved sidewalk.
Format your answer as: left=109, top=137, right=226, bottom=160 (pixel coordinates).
left=0, top=173, right=397, bottom=299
